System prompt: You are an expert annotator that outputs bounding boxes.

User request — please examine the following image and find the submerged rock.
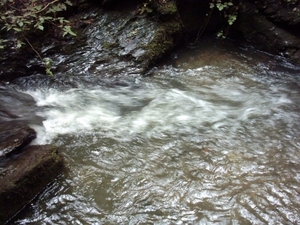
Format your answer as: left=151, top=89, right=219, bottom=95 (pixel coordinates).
left=0, top=145, right=64, bottom=224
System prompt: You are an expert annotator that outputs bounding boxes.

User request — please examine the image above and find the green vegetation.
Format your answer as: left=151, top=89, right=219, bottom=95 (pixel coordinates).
left=139, top=0, right=177, bottom=16
left=0, top=0, right=76, bottom=75
left=139, top=1, right=153, bottom=14
left=209, top=0, right=242, bottom=38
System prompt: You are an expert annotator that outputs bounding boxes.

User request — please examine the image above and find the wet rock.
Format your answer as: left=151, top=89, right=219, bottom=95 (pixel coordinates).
left=0, top=121, right=36, bottom=158
left=1, top=1, right=183, bottom=88
left=0, top=83, right=40, bottom=123
left=256, top=0, right=300, bottom=27
left=58, top=2, right=183, bottom=74
left=234, top=1, right=300, bottom=65
left=0, top=84, right=41, bottom=158
left=0, top=83, right=64, bottom=223
left=176, top=0, right=300, bottom=65
left=176, top=0, right=224, bottom=40
left=0, top=145, right=64, bottom=224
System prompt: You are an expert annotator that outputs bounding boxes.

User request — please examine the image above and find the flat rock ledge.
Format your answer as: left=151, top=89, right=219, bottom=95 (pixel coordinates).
left=0, top=122, right=64, bottom=224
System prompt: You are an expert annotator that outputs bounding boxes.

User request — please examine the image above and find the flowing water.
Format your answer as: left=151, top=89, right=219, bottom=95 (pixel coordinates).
left=6, top=40, right=300, bottom=224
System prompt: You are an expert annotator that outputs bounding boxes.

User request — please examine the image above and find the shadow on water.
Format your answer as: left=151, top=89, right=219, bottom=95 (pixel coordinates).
left=5, top=39, right=300, bottom=224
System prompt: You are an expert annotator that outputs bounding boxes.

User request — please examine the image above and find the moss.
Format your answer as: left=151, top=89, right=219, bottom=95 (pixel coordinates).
left=102, top=41, right=119, bottom=50
left=140, top=18, right=183, bottom=64
left=156, top=1, right=177, bottom=15
left=143, top=28, right=173, bottom=61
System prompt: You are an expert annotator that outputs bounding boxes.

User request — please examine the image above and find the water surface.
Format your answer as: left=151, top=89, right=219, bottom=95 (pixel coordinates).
left=11, top=41, right=300, bottom=224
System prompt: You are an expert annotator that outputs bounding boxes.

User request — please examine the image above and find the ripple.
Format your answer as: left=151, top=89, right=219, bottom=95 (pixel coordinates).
left=13, top=41, right=300, bottom=224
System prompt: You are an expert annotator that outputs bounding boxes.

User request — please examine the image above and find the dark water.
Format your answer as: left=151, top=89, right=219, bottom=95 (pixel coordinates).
left=4, top=41, right=300, bottom=224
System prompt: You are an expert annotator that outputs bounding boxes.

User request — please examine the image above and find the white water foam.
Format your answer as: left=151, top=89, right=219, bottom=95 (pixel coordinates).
left=24, top=74, right=293, bottom=145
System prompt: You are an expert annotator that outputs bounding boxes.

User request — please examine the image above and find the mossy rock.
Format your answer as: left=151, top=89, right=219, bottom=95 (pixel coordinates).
left=156, top=1, right=177, bottom=15
left=0, top=145, right=64, bottom=224
left=139, top=19, right=183, bottom=65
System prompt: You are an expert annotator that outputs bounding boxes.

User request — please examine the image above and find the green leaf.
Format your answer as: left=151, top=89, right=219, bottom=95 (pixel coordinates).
left=45, top=68, right=54, bottom=77
left=228, top=14, right=237, bottom=25
left=43, top=16, right=53, bottom=20
left=63, top=26, right=77, bottom=37
left=38, top=25, right=44, bottom=30
left=216, top=3, right=225, bottom=11
left=57, top=17, right=66, bottom=23
left=16, top=40, right=24, bottom=48
left=65, top=0, right=72, bottom=6
left=13, top=27, right=22, bottom=32
left=217, top=30, right=224, bottom=38
left=18, top=21, right=24, bottom=27
left=59, top=3, right=67, bottom=11
left=33, top=5, right=42, bottom=11
left=46, top=8, right=54, bottom=14
left=0, top=39, right=7, bottom=49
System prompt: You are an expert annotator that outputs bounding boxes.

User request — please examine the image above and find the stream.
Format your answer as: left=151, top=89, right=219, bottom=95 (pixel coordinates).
left=6, top=40, right=300, bottom=224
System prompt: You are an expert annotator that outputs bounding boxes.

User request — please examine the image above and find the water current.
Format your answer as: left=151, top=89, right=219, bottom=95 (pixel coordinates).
left=9, top=41, right=300, bottom=224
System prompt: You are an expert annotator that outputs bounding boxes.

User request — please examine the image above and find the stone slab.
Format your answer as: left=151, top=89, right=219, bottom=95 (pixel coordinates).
left=0, top=121, right=36, bottom=158
left=0, top=145, right=64, bottom=224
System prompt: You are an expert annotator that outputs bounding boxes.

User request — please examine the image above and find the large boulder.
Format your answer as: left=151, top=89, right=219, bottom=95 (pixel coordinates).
left=0, top=145, right=64, bottom=224
left=234, top=0, right=300, bottom=65
left=55, top=0, right=183, bottom=75
left=0, top=0, right=183, bottom=86
left=176, top=0, right=300, bottom=65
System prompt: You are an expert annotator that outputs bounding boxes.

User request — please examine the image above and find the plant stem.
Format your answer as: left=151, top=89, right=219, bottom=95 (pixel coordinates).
left=23, top=35, right=43, bottom=62
left=35, top=0, right=60, bottom=14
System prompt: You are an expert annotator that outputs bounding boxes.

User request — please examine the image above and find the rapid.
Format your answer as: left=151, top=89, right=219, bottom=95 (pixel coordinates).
left=7, top=40, right=300, bottom=224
